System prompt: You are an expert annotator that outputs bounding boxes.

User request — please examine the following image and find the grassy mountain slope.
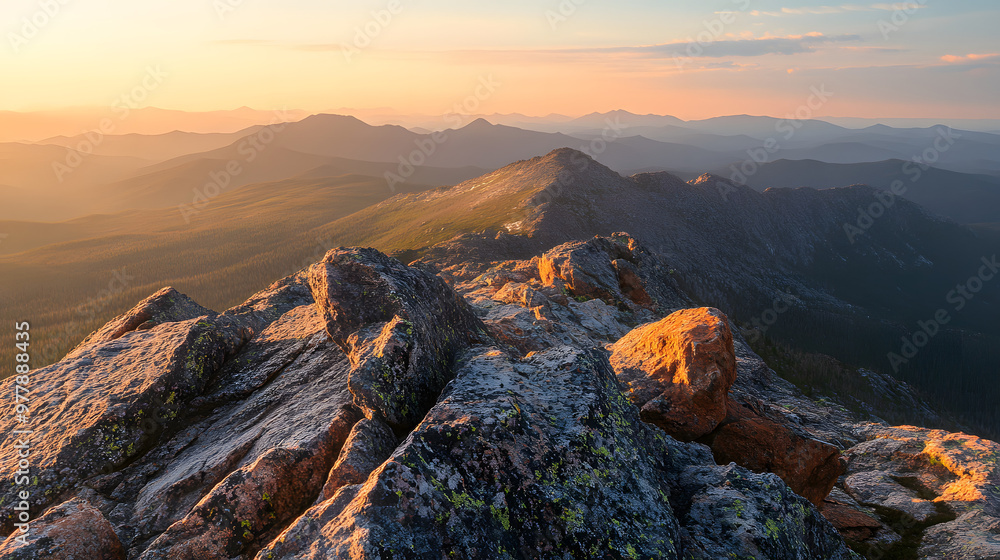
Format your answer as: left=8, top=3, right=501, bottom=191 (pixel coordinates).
left=0, top=174, right=436, bottom=368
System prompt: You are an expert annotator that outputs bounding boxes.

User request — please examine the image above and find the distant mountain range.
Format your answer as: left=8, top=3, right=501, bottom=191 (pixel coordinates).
left=0, top=107, right=311, bottom=143
left=717, top=158, right=1000, bottom=224
left=5, top=112, right=999, bottom=223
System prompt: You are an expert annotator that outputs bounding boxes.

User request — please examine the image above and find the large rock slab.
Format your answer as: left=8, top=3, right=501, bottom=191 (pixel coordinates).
left=843, top=471, right=939, bottom=522
left=921, top=510, right=1000, bottom=559
left=257, top=346, right=686, bottom=559
left=0, top=312, right=250, bottom=533
left=116, top=304, right=358, bottom=557
left=610, top=307, right=736, bottom=441
left=537, top=233, right=689, bottom=312
left=844, top=424, right=1000, bottom=559
left=137, top=407, right=359, bottom=560
left=0, top=498, right=126, bottom=560
left=309, top=247, right=490, bottom=432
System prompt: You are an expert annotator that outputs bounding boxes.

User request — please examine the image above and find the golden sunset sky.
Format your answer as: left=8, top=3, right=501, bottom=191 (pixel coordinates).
left=1, top=0, right=998, bottom=119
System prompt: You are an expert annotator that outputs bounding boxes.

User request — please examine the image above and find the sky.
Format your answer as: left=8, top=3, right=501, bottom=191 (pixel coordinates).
left=1, top=0, right=998, bottom=119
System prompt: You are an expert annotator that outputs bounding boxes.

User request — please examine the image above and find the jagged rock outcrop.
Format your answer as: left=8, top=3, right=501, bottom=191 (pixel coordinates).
left=16, top=237, right=997, bottom=559
left=429, top=234, right=849, bottom=508
left=309, top=247, right=490, bottom=432
left=610, top=307, right=736, bottom=441
left=0, top=498, right=126, bottom=559
left=0, top=310, right=252, bottom=534
left=257, top=346, right=687, bottom=559
left=840, top=424, right=1000, bottom=559
left=67, top=287, right=215, bottom=358
left=0, top=273, right=353, bottom=558
left=425, top=233, right=690, bottom=357
left=537, top=233, right=688, bottom=313
left=257, top=345, right=857, bottom=559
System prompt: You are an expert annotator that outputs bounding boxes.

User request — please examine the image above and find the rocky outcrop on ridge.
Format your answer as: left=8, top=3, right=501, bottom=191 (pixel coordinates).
left=309, top=247, right=489, bottom=432
left=256, top=342, right=856, bottom=560
left=1, top=230, right=993, bottom=559
left=836, top=424, right=1000, bottom=559
left=609, top=307, right=737, bottom=441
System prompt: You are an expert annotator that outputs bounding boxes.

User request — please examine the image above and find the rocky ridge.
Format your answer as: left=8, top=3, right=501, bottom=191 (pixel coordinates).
left=373, top=149, right=997, bottom=440
left=0, top=231, right=994, bottom=559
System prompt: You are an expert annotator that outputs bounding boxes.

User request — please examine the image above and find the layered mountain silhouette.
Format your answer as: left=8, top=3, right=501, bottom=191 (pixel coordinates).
left=717, top=158, right=1000, bottom=224
left=5, top=113, right=1000, bottom=224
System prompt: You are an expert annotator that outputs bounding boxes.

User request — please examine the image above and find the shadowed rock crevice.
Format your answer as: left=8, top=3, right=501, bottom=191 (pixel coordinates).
left=308, top=247, right=492, bottom=434
left=320, top=417, right=398, bottom=501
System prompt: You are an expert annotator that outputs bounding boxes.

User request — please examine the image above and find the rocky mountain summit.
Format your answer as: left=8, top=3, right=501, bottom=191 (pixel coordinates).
left=321, top=148, right=998, bottom=437
left=2, top=230, right=997, bottom=559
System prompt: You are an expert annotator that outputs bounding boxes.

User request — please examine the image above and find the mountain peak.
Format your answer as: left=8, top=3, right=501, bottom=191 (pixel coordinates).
left=461, top=117, right=495, bottom=130
left=302, top=113, right=368, bottom=125
left=539, top=146, right=595, bottom=165
left=691, top=172, right=732, bottom=186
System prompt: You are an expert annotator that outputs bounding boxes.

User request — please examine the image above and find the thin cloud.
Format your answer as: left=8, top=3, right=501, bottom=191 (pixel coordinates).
left=211, top=39, right=278, bottom=47
left=221, top=33, right=862, bottom=62
left=941, top=53, right=1000, bottom=64
left=840, top=46, right=907, bottom=53
left=751, top=3, right=927, bottom=16
left=590, top=33, right=862, bottom=58
left=210, top=40, right=350, bottom=53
